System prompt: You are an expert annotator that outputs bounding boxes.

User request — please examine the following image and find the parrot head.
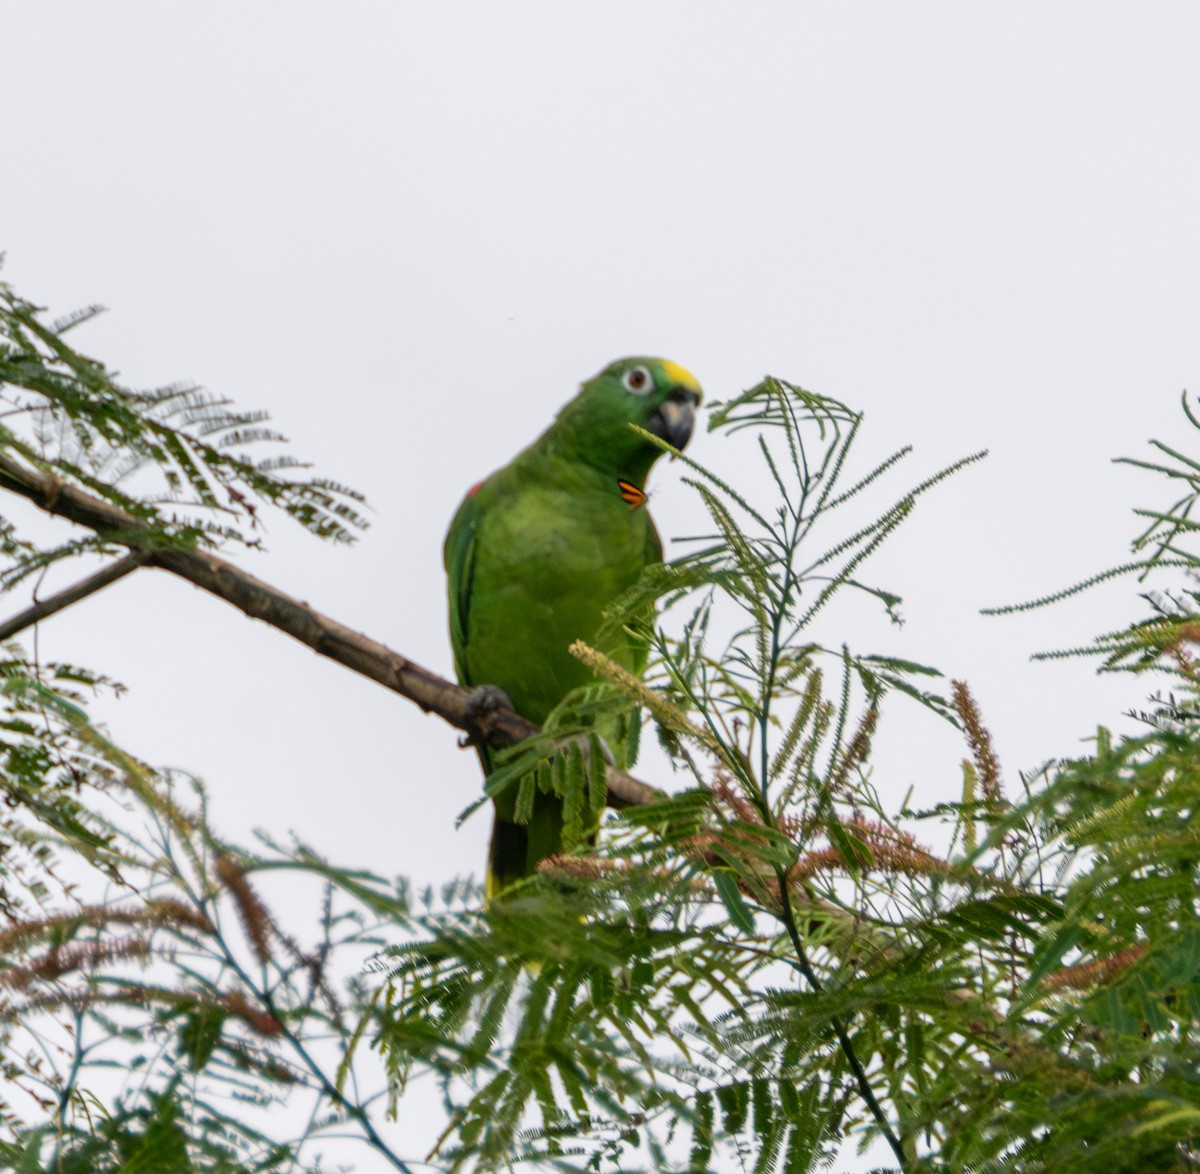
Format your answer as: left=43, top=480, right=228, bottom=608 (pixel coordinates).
left=553, top=357, right=703, bottom=482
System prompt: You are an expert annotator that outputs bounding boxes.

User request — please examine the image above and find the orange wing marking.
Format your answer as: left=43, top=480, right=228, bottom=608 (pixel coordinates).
left=617, top=480, right=647, bottom=510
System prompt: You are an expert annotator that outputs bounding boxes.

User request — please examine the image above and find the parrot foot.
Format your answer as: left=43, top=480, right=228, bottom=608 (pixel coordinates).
left=461, top=684, right=515, bottom=747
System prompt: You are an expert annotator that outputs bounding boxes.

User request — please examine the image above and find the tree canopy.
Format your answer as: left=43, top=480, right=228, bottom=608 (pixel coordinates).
left=1, top=273, right=1198, bottom=1172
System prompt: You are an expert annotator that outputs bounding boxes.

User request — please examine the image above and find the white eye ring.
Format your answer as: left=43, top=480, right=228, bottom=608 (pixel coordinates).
left=622, top=366, right=653, bottom=395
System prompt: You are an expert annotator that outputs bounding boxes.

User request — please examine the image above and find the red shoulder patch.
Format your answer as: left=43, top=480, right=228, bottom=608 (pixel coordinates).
left=467, top=480, right=484, bottom=498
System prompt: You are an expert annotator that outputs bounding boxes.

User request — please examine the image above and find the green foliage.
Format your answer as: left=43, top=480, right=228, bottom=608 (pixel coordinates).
left=0, top=732, right=421, bottom=1170
left=0, top=266, right=367, bottom=584
left=984, top=392, right=1200, bottom=692
left=3, top=278, right=1200, bottom=1172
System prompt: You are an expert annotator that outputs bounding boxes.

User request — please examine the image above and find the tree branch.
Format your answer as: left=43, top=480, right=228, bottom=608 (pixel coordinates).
left=0, top=451, right=663, bottom=809
left=0, top=551, right=150, bottom=642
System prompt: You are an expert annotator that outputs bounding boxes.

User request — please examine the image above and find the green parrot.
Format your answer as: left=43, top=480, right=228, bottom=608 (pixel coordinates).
left=444, top=357, right=702, bottom=897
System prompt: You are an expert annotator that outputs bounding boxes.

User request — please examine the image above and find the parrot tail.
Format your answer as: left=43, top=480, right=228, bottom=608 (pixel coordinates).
left=485, top=817, right=530, bottom=900
left=485, top=790, right=566, bottom=900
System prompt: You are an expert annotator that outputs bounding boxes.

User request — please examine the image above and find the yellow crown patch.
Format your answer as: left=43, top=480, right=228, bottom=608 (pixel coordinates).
left=660, top=359, right=701, bottom=394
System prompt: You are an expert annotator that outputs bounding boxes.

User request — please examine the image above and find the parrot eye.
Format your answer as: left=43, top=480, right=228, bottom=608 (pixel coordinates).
left=622, top=366, right=653, bottom=395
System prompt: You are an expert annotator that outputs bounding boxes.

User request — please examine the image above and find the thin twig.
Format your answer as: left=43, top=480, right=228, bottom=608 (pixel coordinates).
left=774, top=865, right=909, bottom=1169
left=0, top=551, right=149, bottom=642
left=0, top=450, right=662, bottom=809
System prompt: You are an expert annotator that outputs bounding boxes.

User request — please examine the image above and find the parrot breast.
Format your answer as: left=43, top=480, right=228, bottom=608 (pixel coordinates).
left=462, top=478, right=654, bottom=726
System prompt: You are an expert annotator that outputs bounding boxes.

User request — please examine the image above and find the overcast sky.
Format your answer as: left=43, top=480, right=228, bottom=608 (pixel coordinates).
left=4, top=3, right=1200, bottom=1166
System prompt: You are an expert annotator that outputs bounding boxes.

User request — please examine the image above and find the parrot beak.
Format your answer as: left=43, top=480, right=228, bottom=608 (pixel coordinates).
left=648, top=387, right=699, bottom=452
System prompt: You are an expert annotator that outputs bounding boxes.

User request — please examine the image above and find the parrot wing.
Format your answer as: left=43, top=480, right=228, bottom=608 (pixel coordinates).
left=443, top=482, right=486, bottom=688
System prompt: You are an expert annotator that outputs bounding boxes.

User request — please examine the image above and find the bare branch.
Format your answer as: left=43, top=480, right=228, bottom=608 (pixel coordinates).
left=0, top=551, right=150, bottom=642
left=0, top=450, right=664, bottom=809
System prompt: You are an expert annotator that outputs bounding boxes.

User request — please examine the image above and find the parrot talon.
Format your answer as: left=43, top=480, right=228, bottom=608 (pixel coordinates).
left=462, top=684, right=515, bottom=746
